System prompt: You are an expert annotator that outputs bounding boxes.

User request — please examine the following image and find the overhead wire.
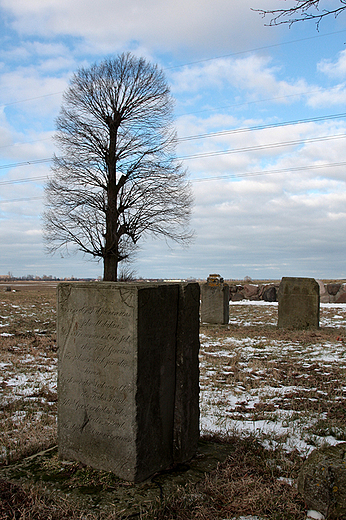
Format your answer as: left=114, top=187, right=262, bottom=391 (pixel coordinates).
left=179, top=133, right=346, bottom=161
left=1, top=160, right=346, bottom=205
left=1, top=27, right=345, bottom=112
left=2, top=111, right=346, bottom=170
left=165, top=29, right=346, bottom=69
left=1, top=28, right=346, bottom=205
left=192, top=160, right=346, bottom=182
left=1, top=131, right=346, bottom=175
left=177, top=112, right=346, bottom=142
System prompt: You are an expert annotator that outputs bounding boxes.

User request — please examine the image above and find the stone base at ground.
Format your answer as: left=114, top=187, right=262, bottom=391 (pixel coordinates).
left=0, top=440, right=238, bottom=518
left=298, top=443, right=346, bottom=518
left=57, top=282, right=200, bottom=483
left=277, top=277, right=319, bottom=329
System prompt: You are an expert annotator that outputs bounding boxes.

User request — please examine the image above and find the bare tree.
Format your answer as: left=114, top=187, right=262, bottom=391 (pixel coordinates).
left=43, top=53, right=193, bottom=281
left=254, top=0, right=346, bottom=27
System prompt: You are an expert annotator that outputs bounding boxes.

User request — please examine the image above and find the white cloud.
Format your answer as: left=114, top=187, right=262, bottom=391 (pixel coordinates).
left=308, top=84, right=346, bottom=107
left=25, top=229, right=42, bottom=236
left=318, top=49, right=346, bottom=79
left=0, top=69, right=66, bottom=116
left=171, top=55, right=309, bottom=101
left=0, top=0, right=282, bottom=56
left=1, top=0, right=346, bottom=279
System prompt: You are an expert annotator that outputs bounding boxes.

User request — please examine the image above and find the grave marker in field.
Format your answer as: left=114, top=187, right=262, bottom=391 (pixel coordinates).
left=57, top=282, right=200, bottom=483
left=277, top=277, right=319, bottom=329
left=200, top=274, right=229, bottom=325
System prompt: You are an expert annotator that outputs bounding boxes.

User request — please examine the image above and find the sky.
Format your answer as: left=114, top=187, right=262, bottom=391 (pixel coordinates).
left=1, top=0, right=346, bottom=280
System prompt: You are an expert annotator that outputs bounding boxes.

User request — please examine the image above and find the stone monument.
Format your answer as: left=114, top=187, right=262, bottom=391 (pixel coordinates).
left=277, top=277, right=319, bottom=329
left=57, top=282, right=200, bottom=483
left=298, top=443, right=346, bottom=518
left=200, top=274, right=229, bottom=325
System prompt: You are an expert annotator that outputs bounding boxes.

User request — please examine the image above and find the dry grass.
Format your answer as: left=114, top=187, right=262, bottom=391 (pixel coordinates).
left=199, top=304, right=346, bottom=454
left=150, top=434, right=306, bottom=520
left=1, top=284, right=346, bottom=518
left=0, top=285, right=57, bottom=465
left=0, top=477, right=87, bottom=520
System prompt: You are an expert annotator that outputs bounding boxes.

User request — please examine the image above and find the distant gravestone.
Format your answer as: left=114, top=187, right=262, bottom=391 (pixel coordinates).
left=57, top=282, right=200, bottom=483
left=277, top=277, right=319, bottom=329
left=200, top=274, right=229, bottom=325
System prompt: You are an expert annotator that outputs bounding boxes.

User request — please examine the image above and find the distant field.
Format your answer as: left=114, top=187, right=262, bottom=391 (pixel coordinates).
left=0, top=284, right=345, bottom=519
left=201, top=301, right=346, bottom=454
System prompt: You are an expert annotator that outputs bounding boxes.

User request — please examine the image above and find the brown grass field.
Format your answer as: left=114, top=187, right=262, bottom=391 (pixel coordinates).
left=0, top=282, right=345, bottom=519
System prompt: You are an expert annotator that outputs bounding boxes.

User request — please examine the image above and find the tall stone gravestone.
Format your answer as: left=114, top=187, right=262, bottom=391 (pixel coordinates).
left=277, top=277, right=319, bottom=329
left=57, top=282, right=200, bottom=483
left=200, top=274, right=229, bottom=325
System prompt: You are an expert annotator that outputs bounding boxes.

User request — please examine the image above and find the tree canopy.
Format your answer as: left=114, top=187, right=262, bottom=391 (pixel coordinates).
left=43, top=53, right=193, bottom=281
left=255, top=0, right=346, bottom=27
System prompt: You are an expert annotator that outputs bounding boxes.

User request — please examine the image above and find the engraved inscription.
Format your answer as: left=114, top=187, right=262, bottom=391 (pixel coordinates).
left=58, top=284, right=136, bottom=474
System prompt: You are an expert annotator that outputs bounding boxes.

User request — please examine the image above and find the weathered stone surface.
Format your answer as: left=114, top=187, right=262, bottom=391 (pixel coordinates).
left=298, top=443, right=346, bottom=518
left=317, top=280, right=326, bottom=296
left=277, top=277, right=319, bottom=329
left=316, top=281, right=346, bottom=303
left=327, top=283, right=341, bottom=296
left=230, top=292, right=244, bottom=302
left=336, top=291, right=346, bottom=303
left=227, top=280, right=346, bottom=304
left=317, top=280, right=329, bottom=303
left=58, top=282, right=200, bottom=483
left=200, top=276, right=229, bottom=324
left=228, top=283, right=280, bottom=302
left=261, top=285, right=277, bottom=302
left=243, top=284, right=259, bottom=299
left=173, top=283, right=200, bottom=463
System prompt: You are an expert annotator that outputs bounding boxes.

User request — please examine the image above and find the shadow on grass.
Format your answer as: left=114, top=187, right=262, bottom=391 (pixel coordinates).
left=0, top=433, right=307, bottom=520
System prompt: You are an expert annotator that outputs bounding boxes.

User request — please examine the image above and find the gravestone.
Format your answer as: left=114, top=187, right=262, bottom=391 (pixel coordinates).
left=298, top=443, right=346, bottom=518
left=200, top=274, right=229, bottom=325
left=57, top=282, right=200, bottom=483
left=277, top=277, right=319, bottom=329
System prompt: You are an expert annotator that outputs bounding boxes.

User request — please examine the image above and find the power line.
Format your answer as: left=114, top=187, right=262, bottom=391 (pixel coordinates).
left=2, top=28, right=346, bottom=111
left=0, top=175, right=48, bottom=186
left=178, top=133, right=346, bottom=161
left=2, top=110, right=345, bottom=154
left=2, top=111, right=346, bottom=166
left=191, top=161, right=346, bottom=182
left=178, top=112, right=346, bottom=142
left=0, top=196, right=43, bottom=204
left=0, top=158, right=51, bottom=170
left=1, top=132, right=346, bottom=175
left=166, top=29, right=346, bottom=70
left=176, top=85, right=346, bottom=117
left=1, top=161, right=346, bottom=203
left=0, top=137, right=52, bottom=151
left=0, top=92, right=63, bottom=110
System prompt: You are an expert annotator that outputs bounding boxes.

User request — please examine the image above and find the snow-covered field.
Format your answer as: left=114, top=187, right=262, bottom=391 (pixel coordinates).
left=200, top=301, right=346, bottom=457
left=0, top=289, right=346, bottom=465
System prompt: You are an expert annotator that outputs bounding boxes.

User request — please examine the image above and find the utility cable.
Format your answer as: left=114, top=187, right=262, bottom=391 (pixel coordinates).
left=177, top=112, right=346, bottom=142
left=1, top=28, right=346, bottom=110
left=178, top=133, right=346, bottom=161
left=1, top=161, right=346, bottom=202
left=0, top=132, right=346, bottom=174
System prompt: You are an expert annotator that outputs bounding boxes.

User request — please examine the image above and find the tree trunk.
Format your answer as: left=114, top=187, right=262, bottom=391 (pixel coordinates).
left=103, top=254, right=118, bottom=281
left=103, top=117, right=120, bottom=282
